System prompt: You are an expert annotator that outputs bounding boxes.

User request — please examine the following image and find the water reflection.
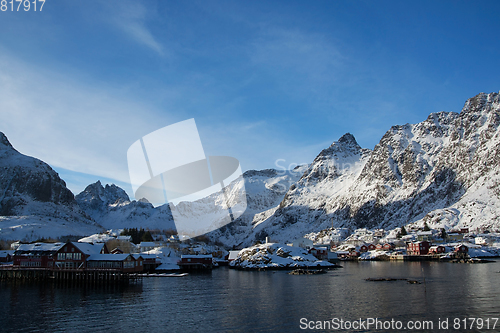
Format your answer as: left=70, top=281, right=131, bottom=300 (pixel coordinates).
left=1, top=261, right=499, bottom=332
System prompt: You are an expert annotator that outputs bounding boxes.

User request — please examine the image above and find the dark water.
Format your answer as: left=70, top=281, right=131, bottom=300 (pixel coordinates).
left=1, top=261, right=500, bottom=332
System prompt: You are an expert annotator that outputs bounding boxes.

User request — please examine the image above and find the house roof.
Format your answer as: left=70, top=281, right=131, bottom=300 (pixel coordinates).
left=132, top=254, right=156, bottom=259
left=181, top=255, right=212, bottom=259
left=72, top=242, right=105, bottom=255
left=16, top=242, right=64, bottom=253
left=140, top=242, right=156, bottom=247
left=87, top=254, right=132, bottom=261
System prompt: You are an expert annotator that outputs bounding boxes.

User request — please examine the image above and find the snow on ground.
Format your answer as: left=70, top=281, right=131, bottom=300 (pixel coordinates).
left=230, top=243, right=334, bottom=269
left=78, top=233, right=115, bottom=243
left=142, top=247, right=181, bottom=271
left=358, top=250, right=391, bottom=260
left=0, top=216, right=102, bottom=242
left=468, top=247, right=496, bottom=258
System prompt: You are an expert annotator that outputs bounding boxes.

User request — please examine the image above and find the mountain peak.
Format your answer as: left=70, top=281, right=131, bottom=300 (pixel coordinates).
left=337, top=133, right=358, bottom=146
left=0, top=132, right=14, bottom=150
left=76, top=181, right=130, bottom=207
left=462, top=92, right=500, bottom=116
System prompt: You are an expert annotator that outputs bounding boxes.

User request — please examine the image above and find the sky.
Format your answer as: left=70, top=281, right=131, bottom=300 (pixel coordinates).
left=1, top=0, right=499, bottom=199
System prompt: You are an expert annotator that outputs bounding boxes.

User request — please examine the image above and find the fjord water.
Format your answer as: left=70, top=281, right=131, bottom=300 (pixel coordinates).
left=2, top=261, right=499, bottom=332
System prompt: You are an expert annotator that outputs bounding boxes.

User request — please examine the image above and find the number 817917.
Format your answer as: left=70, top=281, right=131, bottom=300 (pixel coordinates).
left=1, top=0, right=45, bottom=11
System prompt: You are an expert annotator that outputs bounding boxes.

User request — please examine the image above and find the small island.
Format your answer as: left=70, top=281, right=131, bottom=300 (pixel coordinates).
left=229, top=242, right=340, bottom=270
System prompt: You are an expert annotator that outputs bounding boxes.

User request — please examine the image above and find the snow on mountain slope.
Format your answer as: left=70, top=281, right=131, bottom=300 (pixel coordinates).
left=5, top=92, right=500, bottom=246
left=201, top=167, right=307, bottom=247
left=0, top=132, right=102, bottom=241
left=75, top=167, right=305, bottom=239
left=238, top=92, right=500, bottom=246
left=75, top=181, right=177, bottom=231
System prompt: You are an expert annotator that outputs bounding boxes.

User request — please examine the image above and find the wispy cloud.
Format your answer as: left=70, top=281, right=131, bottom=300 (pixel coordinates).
left=108, top=0, right=164, bottom=55
left=0, top=51, right=168, bottom=186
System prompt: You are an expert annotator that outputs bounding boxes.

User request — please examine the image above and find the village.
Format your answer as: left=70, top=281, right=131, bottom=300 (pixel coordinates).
left=0, top=224, right=499, bottom=281
left=324, top=224, right=500, bottom=261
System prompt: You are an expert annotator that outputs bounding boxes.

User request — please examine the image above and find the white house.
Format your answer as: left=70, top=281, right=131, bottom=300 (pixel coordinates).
left=117, top=235, right=133, bottom=242
left=475, top=236, right=491, bottom=246
left=139, top=242, right=156, bottom=252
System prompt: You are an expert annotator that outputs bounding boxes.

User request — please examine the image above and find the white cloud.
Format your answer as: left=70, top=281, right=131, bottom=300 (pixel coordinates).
left=108, top=0, right=164, bottom=55
left=0, top=51, right=169, bottom=185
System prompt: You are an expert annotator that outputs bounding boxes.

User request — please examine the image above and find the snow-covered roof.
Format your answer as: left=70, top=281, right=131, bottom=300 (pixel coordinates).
left=140, top=242, right=156, bottom=247
left=17, top=242, right=64, bottom=252
left=133, top=253, right=156, bottom=259
left=87, top=254, right=132, bottom=261
left=73, top=242, right=105, bottom=255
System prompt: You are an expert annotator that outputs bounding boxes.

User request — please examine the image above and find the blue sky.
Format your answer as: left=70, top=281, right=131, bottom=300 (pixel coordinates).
left=1, top=0, right=499, bottom=199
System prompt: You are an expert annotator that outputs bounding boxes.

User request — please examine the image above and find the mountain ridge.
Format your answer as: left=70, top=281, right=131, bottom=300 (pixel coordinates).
left=1, top=91, right=500, bottom=245
left=0, top=132, right=102, bottom=241
left=233, top=92, right=500, bottom=246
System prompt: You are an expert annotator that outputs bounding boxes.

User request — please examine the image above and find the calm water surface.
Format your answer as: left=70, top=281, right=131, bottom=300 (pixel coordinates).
left=1, top=261, right=500, bottom=332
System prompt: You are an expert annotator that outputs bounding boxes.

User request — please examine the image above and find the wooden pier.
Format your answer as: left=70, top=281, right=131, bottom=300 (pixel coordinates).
left=0, top=266, right=142, bottom=284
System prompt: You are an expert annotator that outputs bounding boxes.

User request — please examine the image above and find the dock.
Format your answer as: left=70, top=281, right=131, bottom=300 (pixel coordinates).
left=0, top=266, right=142, bottom=283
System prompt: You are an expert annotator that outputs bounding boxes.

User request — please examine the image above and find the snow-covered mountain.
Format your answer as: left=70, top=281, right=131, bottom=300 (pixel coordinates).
left=205, top=167, right=307, bottom=247
left=75, top=181, right=177, bottom=231
left=75, top=167, right=305, bottom=243
left=3, top=91, right=500, bottom=247
left=0, top=132, right=102, bottom=241
left=234, top=92, right=500, bottom=246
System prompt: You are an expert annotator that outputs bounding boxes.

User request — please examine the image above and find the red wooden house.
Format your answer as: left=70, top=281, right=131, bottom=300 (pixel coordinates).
left=359, top=245, right=368, bottom=253
left=0, top=250, right=14, bottom=263
left=383, top=243, right=395, bottom=251
left=428, top=245, right=446, bottom=254
left=13, top=243, right=64, bottom=268
left=368, top=244, right=377, bottom=251
left=54, top=242, right=109, bottom=270
left=309, top=247, right=328, bottom=260
left=86, top=254, right=143, bottom=273
left=454, top=244, right=469, bottom=253
left=178, top=255, right=213, bottom=270
left=134, top=253, right=158, bottom=272
left=407, top=241, right=430, bottom=255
